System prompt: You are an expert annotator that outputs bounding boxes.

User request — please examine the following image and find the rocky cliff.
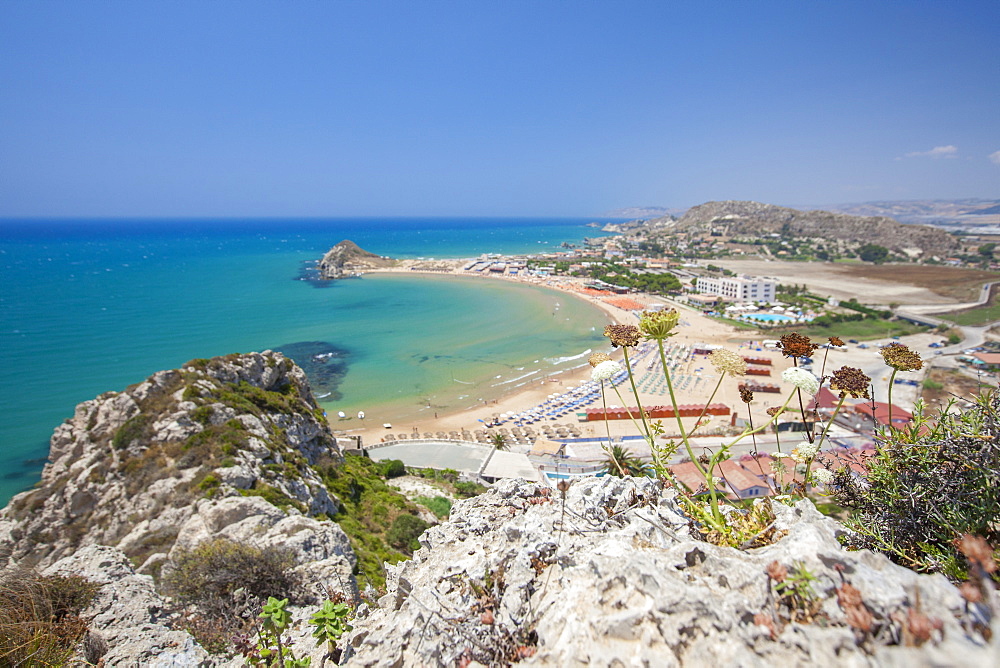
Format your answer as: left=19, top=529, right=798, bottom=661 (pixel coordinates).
left=319, top=240, right=397, bottom=279
left=671, top=200, right=959, bottom=256
left=342, top=477, right=998, bottom=666
left=0, top=351, right=354, bottom=584
left=4, top=353, right=998, bottom=666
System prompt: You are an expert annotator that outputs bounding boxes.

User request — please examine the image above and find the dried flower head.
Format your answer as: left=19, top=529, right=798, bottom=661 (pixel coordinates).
left=766, top=406, right=784, bottom=417
left=956, top=534, right=997, bottom=574
left=639, top=308, right=680, bottom=340
left=591, top=360, right=623, bottom=382
left=588, top=352, right=613, bottom=367
left=603, top=324, right=640, bottom=348
left=766, top=561, right=788, bottom=583
left=828, top=336, right=845, bottom=347
left=829, top=366, right=872, bottom=399
left=740, top=388, right=754, bottom=403
left=781, top=367, right=820, bottom=395
left=880, top=342, right=924, bottom=372
left=710, top=348, right=747, bottom=376
left=958, top=581, right=982, bottom=604
left=778, top=333, right=819, bottom=359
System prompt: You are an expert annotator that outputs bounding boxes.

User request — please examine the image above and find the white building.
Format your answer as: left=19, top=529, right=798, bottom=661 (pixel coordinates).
left=696, top=274, right=776, bottom=303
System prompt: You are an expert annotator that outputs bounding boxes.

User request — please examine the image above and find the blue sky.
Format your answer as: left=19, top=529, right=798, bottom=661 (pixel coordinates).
left=1, top=0, right=997, bottom=217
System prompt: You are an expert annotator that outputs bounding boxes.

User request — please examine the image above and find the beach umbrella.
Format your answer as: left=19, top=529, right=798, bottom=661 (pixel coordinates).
left=358, top=411, right=365, bottom=420
left=337, top=411, right=347, bottom=419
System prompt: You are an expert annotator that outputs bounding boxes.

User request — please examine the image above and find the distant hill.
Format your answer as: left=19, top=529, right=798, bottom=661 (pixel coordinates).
left=667, top=200, right=959, bottom=256
left=609, top=198, right=1000, bottom=227
left=600, top=206, right=688, bottom=219
left=811, top=198, right=1000, bottom=225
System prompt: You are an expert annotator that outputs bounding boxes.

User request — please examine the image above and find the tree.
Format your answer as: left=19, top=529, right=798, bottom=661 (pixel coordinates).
left=602, top=445, right=650, bottom=477
left=489, top=432, right=509, bottom=451
left=978, top=243, right=996, bottom=257
left=857, top=244, right=889, bottom=263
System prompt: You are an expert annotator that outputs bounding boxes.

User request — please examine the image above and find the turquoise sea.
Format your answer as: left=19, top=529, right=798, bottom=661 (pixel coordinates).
left=0, top=218, right=617, bottom=505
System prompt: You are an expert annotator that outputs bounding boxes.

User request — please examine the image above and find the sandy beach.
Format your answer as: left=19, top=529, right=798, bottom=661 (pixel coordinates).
left=339, top=263, right=796, bottom=455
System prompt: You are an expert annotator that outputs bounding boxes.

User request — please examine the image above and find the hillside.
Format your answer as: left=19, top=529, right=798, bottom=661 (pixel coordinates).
left=670, top=200, right=960, bottom=257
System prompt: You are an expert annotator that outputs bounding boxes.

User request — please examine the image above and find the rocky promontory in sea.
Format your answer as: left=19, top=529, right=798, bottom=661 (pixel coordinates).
left=318, top=240, right=397, bottom=279
left=1, top=352, right=997, bottom=665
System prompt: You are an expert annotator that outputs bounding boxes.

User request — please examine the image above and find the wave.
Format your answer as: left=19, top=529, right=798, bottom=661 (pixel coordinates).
left=491, top=368, right=542, bottom=387
left=545, top=348, right=592, bottom=365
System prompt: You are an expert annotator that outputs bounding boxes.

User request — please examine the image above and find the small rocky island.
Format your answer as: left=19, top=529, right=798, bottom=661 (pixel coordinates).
left=318, top=240, right=396, bottom=279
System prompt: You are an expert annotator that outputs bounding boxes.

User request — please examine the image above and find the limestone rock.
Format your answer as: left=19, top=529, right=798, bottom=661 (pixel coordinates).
left=0, top=351, right=347, bottom=576
left=44, top=545, right=213, bottom=667
left=342, top=477, right=999, bottom=667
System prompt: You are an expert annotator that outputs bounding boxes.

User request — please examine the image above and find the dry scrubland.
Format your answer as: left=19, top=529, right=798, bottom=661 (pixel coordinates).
left=714, top=259, right=997, bottom=304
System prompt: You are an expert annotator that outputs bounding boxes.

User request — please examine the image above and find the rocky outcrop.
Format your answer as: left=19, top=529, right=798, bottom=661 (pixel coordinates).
left=0, top=351, right=352, bottom=583
left=343, top=477, right=998, bottom=667
left=318, top=240, right=396, bottom=279
left=672, top=200, right=959, bottom=256
left=44, top=545, right=214, bottom=667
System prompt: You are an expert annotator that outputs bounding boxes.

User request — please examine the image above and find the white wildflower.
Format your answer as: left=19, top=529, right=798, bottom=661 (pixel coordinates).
left=712, top=476, right=724, bottom=489
left=591, top=360, right=623, bottom=382
left=790, top=440, right=820, bottom=463
left=812, top=469, right=835, bottom=485
left=781, top=367, right=820, bottom=395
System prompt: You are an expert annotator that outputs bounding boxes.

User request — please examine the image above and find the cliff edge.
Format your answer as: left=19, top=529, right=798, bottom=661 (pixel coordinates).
left=342, top=477, right=998, bottom=666
left=0, top=351, right=354, bottom=580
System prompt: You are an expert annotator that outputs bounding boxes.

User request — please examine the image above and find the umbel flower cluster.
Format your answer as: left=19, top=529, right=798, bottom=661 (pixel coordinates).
left=585, top=319, right=946, bottom=557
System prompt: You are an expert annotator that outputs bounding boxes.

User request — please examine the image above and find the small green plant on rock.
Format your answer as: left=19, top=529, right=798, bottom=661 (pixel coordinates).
left=309, top=598, right=353, bottom=664
left=236, top=596, right=310, bottom=667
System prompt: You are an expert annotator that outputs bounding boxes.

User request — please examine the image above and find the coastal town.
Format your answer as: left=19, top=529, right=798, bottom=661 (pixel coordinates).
left=327, top=206, right=999, bottom=501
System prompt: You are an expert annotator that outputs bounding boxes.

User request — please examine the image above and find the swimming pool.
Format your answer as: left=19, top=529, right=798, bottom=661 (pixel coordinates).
left=742, top=313, right=795, bottom=323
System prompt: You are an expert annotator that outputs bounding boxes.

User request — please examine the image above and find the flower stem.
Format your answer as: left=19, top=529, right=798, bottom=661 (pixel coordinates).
left=886, top=368, right=898, bottom=429
left=622, top=346, right=653, bottom=445
left=687, top=373, right=725, bottom=438
left=612, top=384, right=652, bottom=452
left=657, top=340, right=700, bottom=465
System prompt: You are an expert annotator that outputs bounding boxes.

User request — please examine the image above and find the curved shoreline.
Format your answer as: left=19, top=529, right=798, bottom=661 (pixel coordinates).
left=337, top=265, right=749, bottom=448
left=328, top=266, right=624, bottom=438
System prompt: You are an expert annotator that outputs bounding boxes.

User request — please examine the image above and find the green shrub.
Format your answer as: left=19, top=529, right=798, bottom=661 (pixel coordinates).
left=0, top=569, right=100, bottom=667
left=415, top=495, right=452, bottom=519
left=831, top=392, right=1000, bottom=580
left=386, top=514, right=430, bottom=552
left=379, top=459, right=406, bottom=478
left=191, top=405, right=214, bottom=425
left=112, top=414, right=151, bottom=450
left=163, top=538, right=300, bottom=649
left=454, top=481, right=486, bottom=498
left=240, top=482, right=307, bottom=513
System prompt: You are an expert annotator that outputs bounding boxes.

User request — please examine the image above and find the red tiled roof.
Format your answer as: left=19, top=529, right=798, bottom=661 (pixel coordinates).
left=807, top=387, right=842, bottom=411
